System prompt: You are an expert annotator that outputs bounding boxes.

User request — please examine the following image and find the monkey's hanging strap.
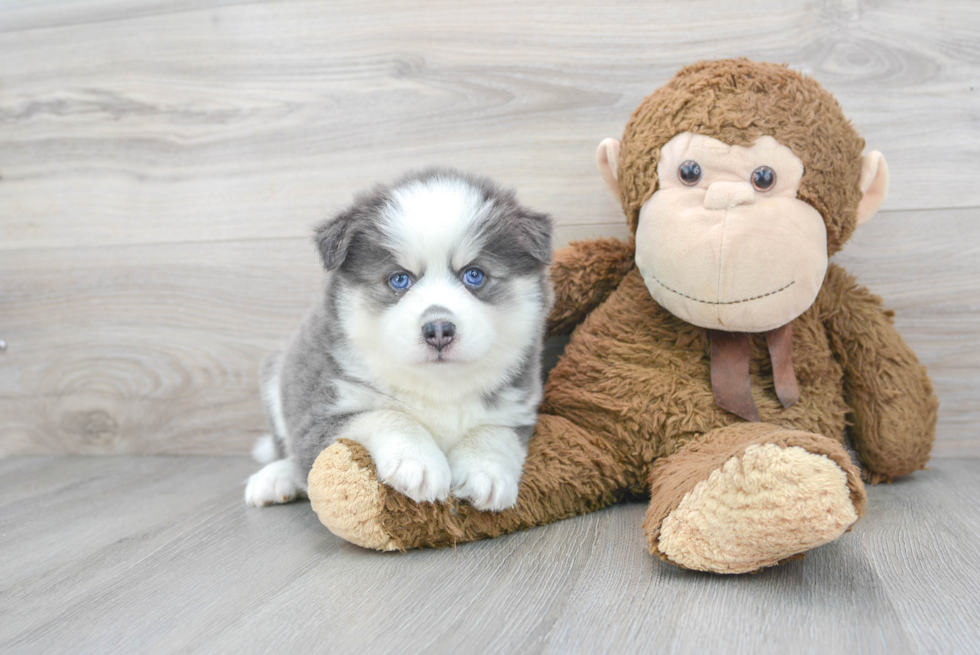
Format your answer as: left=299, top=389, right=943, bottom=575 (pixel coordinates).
left=708, top=323, right=800, bottom=422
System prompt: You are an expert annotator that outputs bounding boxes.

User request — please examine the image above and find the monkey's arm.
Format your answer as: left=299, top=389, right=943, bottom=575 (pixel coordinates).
left=818, top=264, right=938, bottom=482
left=547, top=237, right=635, bottom=337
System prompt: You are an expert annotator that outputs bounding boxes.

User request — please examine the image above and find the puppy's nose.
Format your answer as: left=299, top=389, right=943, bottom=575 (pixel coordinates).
left=422, top=321, right=455, bottom=351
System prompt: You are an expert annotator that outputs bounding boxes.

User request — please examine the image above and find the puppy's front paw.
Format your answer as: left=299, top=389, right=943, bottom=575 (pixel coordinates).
left=450, top=457, right=520, bottom=512
left=245, top=459, right=306, bottom=507
left=373, top=439, right=451, bottom=504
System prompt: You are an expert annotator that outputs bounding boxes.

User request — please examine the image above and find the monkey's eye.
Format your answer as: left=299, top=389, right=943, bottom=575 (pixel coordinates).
left=751, top=166, right=776, bottom=191
left=678, top=160, right=702, bottom=186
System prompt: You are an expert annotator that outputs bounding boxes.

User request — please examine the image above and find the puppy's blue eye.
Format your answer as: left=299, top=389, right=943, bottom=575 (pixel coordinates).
left=462, top=267, right=485, bottom=287
left=389, top=273, right=412, bottom=290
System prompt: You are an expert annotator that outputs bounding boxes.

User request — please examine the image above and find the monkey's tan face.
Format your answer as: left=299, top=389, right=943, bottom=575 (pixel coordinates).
left=634, top=133, right=828, bottom=332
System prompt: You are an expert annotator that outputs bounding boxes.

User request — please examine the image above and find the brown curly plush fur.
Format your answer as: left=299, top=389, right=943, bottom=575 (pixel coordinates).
left=618, top=59, right=865, bottom=254
left=308, top=59, right=938, bottom=573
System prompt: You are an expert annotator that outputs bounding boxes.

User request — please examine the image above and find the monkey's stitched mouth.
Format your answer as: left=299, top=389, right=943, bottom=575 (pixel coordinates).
left=650, top=276, right=795, bottom=305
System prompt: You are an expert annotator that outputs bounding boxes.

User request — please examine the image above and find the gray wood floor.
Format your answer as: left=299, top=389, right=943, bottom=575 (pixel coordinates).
left=1, top=456, right=978, bottom=655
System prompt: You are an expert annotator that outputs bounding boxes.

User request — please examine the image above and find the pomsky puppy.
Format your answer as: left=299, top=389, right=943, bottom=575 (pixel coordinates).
left=245, top=169, right=554, bottom=512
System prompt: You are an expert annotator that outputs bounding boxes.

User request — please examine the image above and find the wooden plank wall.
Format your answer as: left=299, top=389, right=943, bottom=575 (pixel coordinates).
left=1, top=0, right=978, bottom=456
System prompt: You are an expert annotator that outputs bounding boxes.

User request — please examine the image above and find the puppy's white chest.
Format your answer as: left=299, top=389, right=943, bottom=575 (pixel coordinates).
left=396, top=396, right=487, bottom=451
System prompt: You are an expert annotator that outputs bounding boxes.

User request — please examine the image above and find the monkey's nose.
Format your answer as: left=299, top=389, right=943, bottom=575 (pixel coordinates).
left=704, top=181, right=755, bottom=210
left=422, top=321, right=455, bottom=351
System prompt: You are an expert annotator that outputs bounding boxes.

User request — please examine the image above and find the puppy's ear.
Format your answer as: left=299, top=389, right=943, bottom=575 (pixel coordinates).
left=519, top=209, right=554, bottom=266
left=314, top=207, right=357, bottom=271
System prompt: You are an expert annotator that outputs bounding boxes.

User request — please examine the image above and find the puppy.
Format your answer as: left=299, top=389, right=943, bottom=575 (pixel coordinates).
left=245, top=169, right=553, bottom=511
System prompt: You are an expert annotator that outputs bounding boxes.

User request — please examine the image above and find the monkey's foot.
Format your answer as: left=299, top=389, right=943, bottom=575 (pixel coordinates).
left=644, top=424, right=866, bottom=574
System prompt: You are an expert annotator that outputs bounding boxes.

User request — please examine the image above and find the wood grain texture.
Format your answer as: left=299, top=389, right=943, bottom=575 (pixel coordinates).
left=1, top=0, right=978, bottom=456
left=0, top=0, right=271, bottom=34
left=1, top=455, right=978, bottom=654
left=0, top=239, right=321, bottom=456
left=1, top=0, right=979, bottom=251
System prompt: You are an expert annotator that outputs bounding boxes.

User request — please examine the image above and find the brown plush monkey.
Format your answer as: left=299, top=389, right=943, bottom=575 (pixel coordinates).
left=306, top=59, right=938, bottom=574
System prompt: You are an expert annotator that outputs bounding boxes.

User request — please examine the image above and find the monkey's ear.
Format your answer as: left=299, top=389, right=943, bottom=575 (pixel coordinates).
left=855, top=151, right=889, bottom=226
left=314, top=207, right=357, bottom=271
left=596, top=138, right=622, bottom=201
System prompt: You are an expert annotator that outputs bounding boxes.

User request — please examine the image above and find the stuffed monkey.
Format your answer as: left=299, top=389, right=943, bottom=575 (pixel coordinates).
left=307, top=59, right=938, bottom=574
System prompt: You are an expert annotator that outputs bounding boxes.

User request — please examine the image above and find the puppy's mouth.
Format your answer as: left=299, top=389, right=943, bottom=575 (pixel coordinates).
left=416, top=340, right=459, bottom=364
left=424, top=348, right=459, bottom=364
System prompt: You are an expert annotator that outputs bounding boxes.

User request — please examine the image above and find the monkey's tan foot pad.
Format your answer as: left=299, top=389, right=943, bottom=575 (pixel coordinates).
left=308, top=440, right=401, bottom=551
left=648, top=443, right=862, bottom=574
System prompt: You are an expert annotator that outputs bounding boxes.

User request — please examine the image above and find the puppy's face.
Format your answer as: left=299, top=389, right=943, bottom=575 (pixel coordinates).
left=316, top=171, right=553, bottom=394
